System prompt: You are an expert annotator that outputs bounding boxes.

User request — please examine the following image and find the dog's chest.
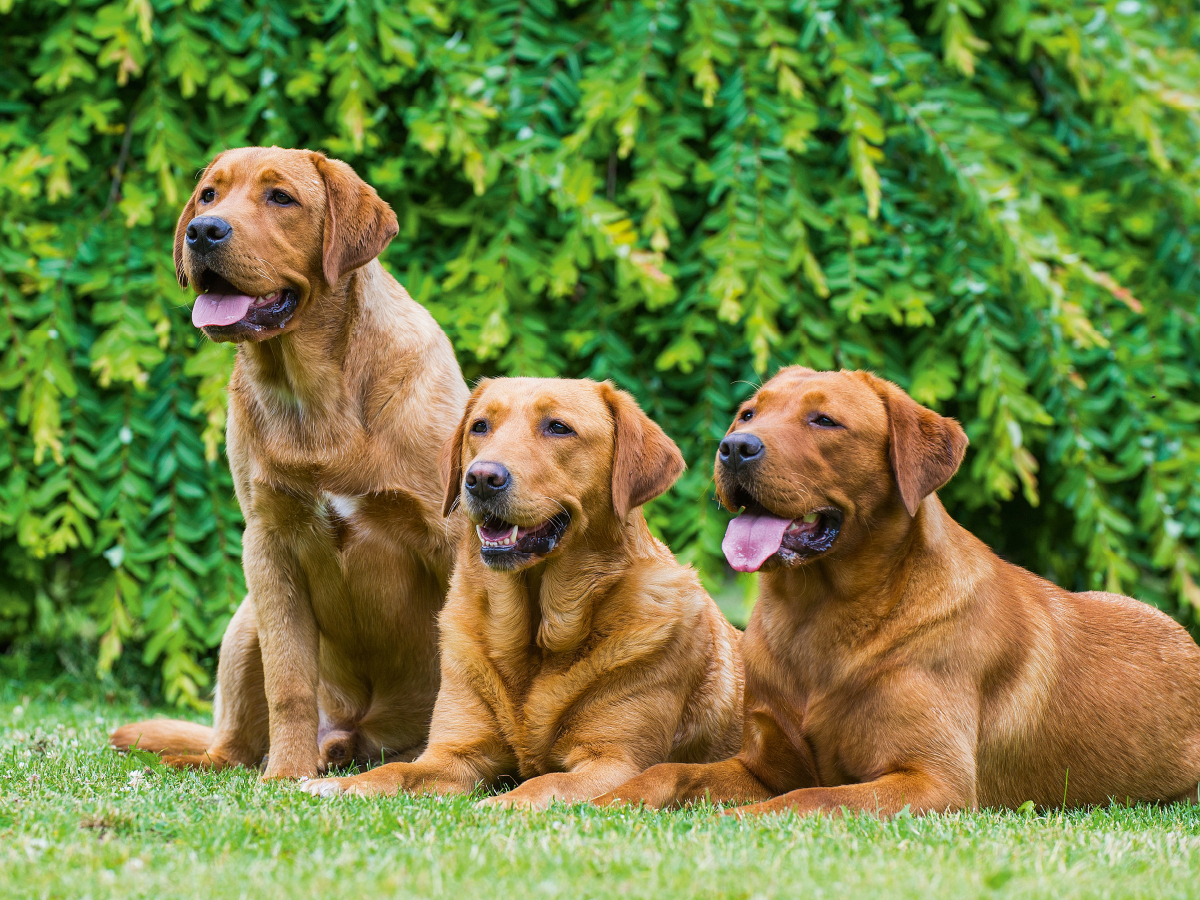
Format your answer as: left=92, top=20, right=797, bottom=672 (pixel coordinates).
left=315, top=487, right=442, bottom=563
left=752, top=624, right=870, bottom=787
left=485, top=652, right=584, bottom=778
left=266, top=484, right=446, bottom=606
left=280, top=487, right=373, bottom=554
left=321, top=491, right=360, bottom=552
left=511, top=692, right=571, bottom=778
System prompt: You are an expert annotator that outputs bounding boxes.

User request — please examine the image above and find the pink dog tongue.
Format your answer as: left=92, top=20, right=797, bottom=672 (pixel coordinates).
left=723, top=512, right=792, bottom=572
left=192, top=293, right=253, bottom=328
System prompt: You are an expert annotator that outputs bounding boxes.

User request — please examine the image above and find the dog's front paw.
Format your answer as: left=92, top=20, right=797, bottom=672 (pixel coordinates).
left=476, top=789, right=550, bottom=811
left=591, top=789, right=639, bottom=809
left=301, top=776, right=359, bottom=798
left=261, top=755, right=319, bottom=781
left=721, top=796, right=788, bottom=818
left=590, top=768, right=672, bottom=809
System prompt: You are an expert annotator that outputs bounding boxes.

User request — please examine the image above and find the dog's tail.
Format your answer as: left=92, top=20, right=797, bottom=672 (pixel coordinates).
left=110, top=719, right=213, bottom=759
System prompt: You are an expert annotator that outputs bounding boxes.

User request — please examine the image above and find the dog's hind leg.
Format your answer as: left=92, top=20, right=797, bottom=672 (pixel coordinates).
left=109, top=718, right=214, bottom=757
left=110, top=597, right=270, bottom=770
left=203, top=596, right=271, bottom=767
left=318, top=729, right=358, bottom=772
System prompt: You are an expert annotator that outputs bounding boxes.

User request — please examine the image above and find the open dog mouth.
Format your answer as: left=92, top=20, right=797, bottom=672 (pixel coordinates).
left=192, top=270, right=298, bottom=337
left=476, top=512, right=570, bottom=567
left=722, top=491, right=843, bottom=572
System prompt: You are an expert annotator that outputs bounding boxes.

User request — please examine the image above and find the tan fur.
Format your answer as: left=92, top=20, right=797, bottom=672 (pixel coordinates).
left=303, top=378, right=744, bottom=808
left=598, top=367, right=1200, bottom=815
left=110, top=147, right=468, bottom=779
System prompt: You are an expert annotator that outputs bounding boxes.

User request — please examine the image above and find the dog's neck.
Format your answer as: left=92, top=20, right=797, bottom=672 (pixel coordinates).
left=236, top=266, right=368, bottom=423
left=765, top=494, right=967, bottom=628
left=480, top=513, right=650, bottom=657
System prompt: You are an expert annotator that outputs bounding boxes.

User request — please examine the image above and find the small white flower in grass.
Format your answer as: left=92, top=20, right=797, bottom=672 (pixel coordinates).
left=128, top=770, right=145, bottom=790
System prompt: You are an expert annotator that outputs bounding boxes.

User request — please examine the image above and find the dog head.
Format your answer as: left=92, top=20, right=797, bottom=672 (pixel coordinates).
left=174, top=147, right=398, bottom=343
left=716, top=367, right=968, bottom=572
left=440, top=378, right=685, bottom=572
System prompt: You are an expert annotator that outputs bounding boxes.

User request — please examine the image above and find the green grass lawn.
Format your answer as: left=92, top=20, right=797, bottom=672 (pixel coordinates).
left=3, top=681, right=1200, bottom=899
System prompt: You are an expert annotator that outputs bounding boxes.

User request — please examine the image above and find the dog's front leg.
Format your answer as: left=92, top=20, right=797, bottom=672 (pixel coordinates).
left=594, top=704, right=817, bottom=810
left=727, top=770, right=972, bottom=819
left=593, top=757, right=777, bottom=810
left=243, top=517, right=321, bottom=780
left=480, top=757, right=644, bottom=811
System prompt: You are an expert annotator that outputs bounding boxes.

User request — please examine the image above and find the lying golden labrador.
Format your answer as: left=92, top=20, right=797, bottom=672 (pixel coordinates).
left=303, top=377, right=744, bottom=807
left=110, top=147, right=468, bottom=778
left=598, top=367, right=1200, bottom=815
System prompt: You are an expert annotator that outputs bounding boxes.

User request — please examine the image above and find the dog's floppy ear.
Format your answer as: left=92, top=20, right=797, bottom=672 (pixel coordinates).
left=600, top=382, right=686, bottom=520
left=440, top=381, right=491, bottom=518
left=173, top=152, right=224, bottom=289
left=315, top=154, right=399, bottom=285
left=873, top=376, right=968, bottom=517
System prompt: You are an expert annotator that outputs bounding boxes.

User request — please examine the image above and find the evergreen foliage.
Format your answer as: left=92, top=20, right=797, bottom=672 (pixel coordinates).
left=2, top=0, right=1198, bottom=705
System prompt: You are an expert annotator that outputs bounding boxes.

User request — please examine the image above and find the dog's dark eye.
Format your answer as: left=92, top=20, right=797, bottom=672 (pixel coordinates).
left=470, top=420, right=488, bottom=434
left=270, top=190, right=294, bottom=205
left=546, top=420, right=574, bottom=436
left=200, top=188, right=215, bottom=203
left=740, top=409, right=754, bottom=422
left=811, top=413, right=840, bottom=428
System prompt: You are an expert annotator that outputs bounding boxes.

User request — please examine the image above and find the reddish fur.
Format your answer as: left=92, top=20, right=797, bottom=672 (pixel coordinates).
left=305, top=378, right=743, bottom=808
left=599, top=367, right=1200, bottom=816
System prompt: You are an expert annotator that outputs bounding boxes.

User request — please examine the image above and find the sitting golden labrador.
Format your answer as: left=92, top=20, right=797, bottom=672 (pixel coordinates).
left=598, top=367, right=1200, bottom=815
left=111, top=147, right=468, bottom=778
left=303, top=377, right=744, bottom=808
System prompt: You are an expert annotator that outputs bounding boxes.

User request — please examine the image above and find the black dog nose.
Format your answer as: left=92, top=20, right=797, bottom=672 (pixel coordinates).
left=185, top=216, right=232, bottom=255
left=465, top=461, right=511, bottom=499
left=718, top=433, right=765, bottom=469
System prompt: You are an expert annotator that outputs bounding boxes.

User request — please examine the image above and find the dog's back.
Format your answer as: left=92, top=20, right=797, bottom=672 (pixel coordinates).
left=975, top=567, right=1200, bottom=808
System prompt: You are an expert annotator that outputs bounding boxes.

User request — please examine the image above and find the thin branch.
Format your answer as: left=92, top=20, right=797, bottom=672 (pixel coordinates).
left=99, top=106, right=137, bottom=224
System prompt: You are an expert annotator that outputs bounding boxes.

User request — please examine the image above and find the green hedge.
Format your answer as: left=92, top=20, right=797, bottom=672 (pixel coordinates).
left=3, top=0, right=1198, bottom=705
